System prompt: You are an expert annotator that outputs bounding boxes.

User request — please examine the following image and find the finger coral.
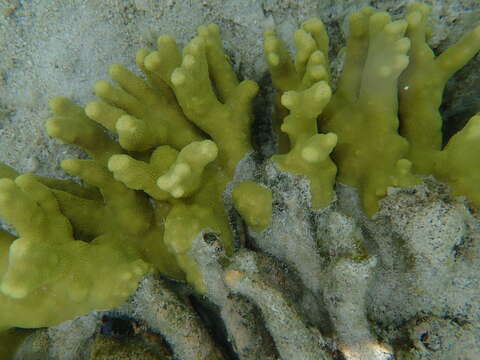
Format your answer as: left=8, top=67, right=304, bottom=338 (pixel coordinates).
left=265, top=3, right=480, bottom=215
left=0, top=173, right=150, bottom=328
left=1, top=2, right=480, bottom=360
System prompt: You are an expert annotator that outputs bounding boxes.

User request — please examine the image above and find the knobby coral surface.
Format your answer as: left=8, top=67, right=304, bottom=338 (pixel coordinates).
left=1, top=2, right=480, bottom=359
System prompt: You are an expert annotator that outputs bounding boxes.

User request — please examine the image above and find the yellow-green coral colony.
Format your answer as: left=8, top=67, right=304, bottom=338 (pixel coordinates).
left=0, top=2, right=479, bottom=335
left=265, top=3, right=480, bottom=215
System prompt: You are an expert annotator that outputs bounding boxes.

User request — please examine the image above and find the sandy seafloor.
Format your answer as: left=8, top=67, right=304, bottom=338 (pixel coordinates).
left=0, top=0, right=479, bottom=181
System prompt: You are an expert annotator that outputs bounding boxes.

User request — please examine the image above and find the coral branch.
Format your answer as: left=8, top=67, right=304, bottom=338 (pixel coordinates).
left=224, top=252, right=332, bottom=360
left=133, top=275, right=224, bottom=360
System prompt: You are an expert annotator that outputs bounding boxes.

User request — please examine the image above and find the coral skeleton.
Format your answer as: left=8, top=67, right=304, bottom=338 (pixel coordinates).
left=1, top=2, right=480, bottom=359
